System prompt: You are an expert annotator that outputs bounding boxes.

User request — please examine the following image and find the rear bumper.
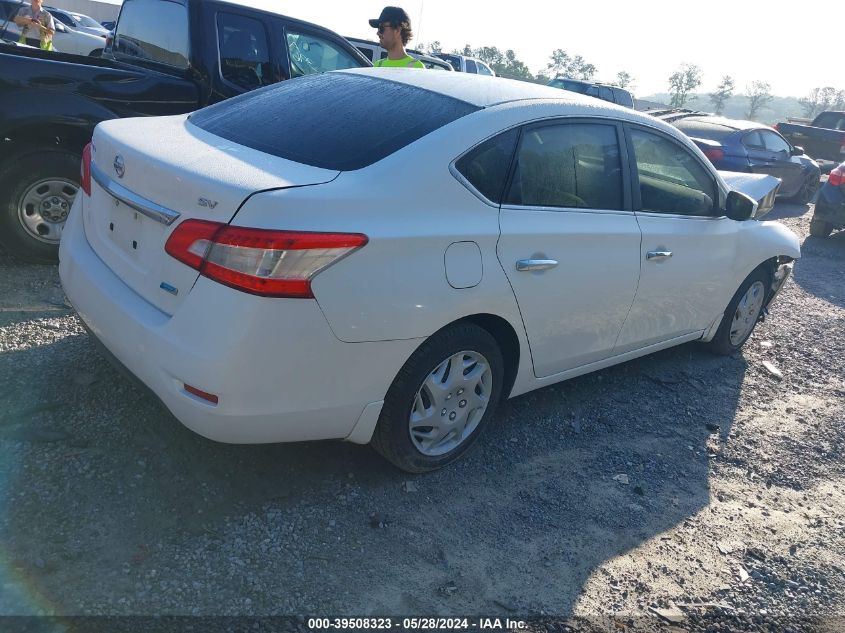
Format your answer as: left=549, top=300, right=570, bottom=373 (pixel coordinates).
left=814, top=184, right=845, bottom=227
left=59, top=196, right=419, bottom=444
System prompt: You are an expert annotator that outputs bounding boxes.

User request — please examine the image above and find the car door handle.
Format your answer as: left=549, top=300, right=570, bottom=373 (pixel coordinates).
left=646, top=251, right=673, bottom=261
left=516, top=259, right=559, bottom=272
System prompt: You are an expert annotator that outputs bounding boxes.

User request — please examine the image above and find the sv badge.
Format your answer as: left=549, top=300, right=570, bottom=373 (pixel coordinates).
left=198, top=198, right=219, bottom=209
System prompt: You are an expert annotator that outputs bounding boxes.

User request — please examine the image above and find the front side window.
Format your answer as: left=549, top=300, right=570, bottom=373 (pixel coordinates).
left=465, top=59, right=477, bottom=73
left=286, top=29, right=361, bottom=77
left=455, top=128, right=519, bottom=203
left=477, top=62, right=493, bottom=76
left=630, top=128, right=717, bottom=216
left=217, top=12, right=271, bottom=90
left=355, top=46, right=374, bottom=61
left=762, top=131, right=791, bottom=154
left=114, top=0, right=189, bottom=68
left=505, top=122, right=624, bottom=210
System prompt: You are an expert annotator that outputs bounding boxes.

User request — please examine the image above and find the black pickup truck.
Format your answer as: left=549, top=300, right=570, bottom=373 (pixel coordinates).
left=775, top=111, right=845, bottom=172
left=0, top=0, right=369, bottom=262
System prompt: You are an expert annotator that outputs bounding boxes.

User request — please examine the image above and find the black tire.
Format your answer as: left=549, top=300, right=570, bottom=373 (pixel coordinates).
left=371, top=323, right=504, bottom=473
left=789, top=175, right=820, bottom=205
left=707, top=267, right=771, bottom=356
left=0, top=149, right=81, bottom=263
left=809, top=216, right=833, bottom=238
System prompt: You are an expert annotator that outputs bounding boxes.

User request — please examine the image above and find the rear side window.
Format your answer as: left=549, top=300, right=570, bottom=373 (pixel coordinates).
left=286, top=29, right=362, bottom=77
left=613, top=89, right=634, bottom=108
left=189, top=73, right=479, bottom=171
left=455, top=128, right=519, bottom=203
left=217, top=12, right=272, bottom=90
left=814, top=113, right=845, bottom=130
left=505, top=123, right=624, bottom=210
left=114, top=0, right=189, bottom=68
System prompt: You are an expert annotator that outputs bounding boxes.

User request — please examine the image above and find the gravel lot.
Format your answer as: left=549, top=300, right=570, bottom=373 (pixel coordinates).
left=0, top=199, right=843, bottom=631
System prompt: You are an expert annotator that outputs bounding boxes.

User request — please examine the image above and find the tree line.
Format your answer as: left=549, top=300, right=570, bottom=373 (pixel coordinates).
left=416, top=42, right=634, bottom=90
left=416, top=44, right=844, bottom=123
left=666, top=63, right=845, bottom=121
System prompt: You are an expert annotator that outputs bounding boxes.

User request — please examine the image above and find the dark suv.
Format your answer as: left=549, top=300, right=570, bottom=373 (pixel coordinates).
left=548, top=77, right=634, bottom=108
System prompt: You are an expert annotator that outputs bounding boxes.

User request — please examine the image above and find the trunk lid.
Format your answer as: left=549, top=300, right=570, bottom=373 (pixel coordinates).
left=84, top=115, right=339, bottom=315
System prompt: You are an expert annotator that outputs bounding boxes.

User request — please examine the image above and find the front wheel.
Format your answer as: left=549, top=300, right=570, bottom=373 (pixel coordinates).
left=707, top=268, right=771, bottom=356
left=0, top=149, right=81, bottom=263
left=371, top=323, right=504, bottom=473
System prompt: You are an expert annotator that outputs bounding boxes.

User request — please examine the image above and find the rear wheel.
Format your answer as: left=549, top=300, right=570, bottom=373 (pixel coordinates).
left=809, top=216, right=833, bottom=238
left=790, top=175, right=820, bottom=205
left=0, top=149, right=81, bottom=263
left=371, top=323, right=504, bottom=473
left=708, top=268, right=771, bottom=356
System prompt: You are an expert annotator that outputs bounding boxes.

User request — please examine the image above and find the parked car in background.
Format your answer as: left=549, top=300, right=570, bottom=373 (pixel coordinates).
left=346, top=36, right=385, bottom=63
left=413, top=51, right=452, bottom=71
left=436, top=53, right=495, bottom=75
left=810, top=162, right=845, bottom=237
left=0, top=0, right=369, bottom=262
left=547, top=77, right=634, bottom=108
left=346, top=37, right=451, bottom=70
left=775, top=111, right=845, bottom=172
left=653, top=110, right=821, bottom=204
left=0, top=0, right=106, bottom=56
left=46, top=6, right=109, bottom=38
left=60, top=69, right=796, bottom=473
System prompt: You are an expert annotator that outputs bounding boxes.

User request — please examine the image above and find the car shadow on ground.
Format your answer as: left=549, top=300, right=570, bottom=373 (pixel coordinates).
left=766, top=200, right=813, bottom=221
left=0, top=306, right=749, bottom=616
left=792, top=231, right=845, bottom=309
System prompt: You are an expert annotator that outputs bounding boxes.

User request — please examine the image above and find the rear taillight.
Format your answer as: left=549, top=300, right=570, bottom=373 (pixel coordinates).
left=828, top=164, right=845, bottom=187
left=81, top=142, right=92, bottom=196
left=702, top=147, right=725, bottom=162
left=165, top=220, right=368, bottom=298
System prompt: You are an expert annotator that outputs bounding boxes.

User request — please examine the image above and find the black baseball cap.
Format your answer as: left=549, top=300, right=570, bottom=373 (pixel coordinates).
left=369, top=6, right=410, bottom=28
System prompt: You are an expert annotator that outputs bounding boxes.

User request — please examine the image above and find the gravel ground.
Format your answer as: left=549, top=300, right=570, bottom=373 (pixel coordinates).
left=0, top=199, right=843, bottom=631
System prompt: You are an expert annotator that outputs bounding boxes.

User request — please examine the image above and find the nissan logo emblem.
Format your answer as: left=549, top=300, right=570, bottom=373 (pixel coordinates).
left=114, top=155, right=125, bottom=179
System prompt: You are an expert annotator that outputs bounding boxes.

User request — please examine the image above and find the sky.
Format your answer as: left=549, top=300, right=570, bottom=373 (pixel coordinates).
left=100, top=0, right=836, bottom=98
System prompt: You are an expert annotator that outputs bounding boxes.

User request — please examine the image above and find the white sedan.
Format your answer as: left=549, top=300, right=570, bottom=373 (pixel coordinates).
left=59, top=69, right=800, bottom=472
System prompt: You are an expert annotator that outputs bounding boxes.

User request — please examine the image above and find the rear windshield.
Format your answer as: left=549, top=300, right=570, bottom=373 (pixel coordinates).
left=672, top=120, right=736, bottom=143
left=189, top=73, right=479, bottom=171
left=548, top=79, right=591, bottom=94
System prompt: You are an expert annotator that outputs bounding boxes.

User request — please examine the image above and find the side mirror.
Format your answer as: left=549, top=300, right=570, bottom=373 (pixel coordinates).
left=725, top=190, right=757, bottom=221
left=791, top=145, right=805, bottom=156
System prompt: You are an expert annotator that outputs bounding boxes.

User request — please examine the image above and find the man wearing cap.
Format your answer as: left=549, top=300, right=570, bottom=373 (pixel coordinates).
left=369, top=7, right=424, bottom=69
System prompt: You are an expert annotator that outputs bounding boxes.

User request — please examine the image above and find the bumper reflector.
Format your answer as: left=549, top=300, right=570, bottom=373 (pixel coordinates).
left=184, top=384, right=219, bottom=405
